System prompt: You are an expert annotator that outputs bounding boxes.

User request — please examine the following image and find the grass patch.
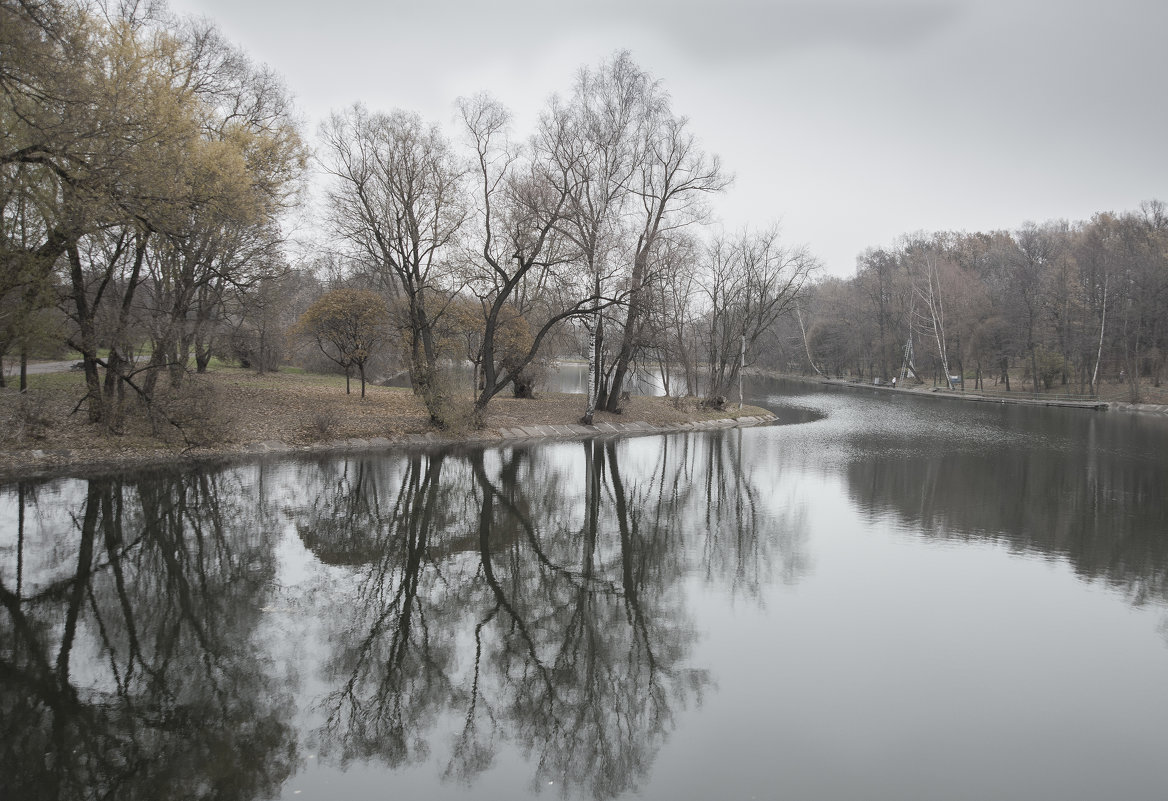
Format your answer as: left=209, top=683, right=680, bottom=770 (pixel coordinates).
left=1, top=363, right=775, bottom=478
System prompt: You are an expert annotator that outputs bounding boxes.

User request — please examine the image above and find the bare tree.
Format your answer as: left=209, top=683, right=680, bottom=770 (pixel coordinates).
left=907, top=238, right=957, bottom=389
left=1010, top=222, right=1064, bottom=391
left=605, top=107, right=729, bottom=411
left=458, top=93, right=616, bottom=417
left=548, top=52, right=658, bottom=422
left=703, top=226, right=819, bottom=402
left=643, top=232, right=702, bottom=397
left=320, top=104, right=467, bottom=421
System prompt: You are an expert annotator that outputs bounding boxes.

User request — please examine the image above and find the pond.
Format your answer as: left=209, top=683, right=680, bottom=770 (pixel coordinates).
left=3, top=377, right=1167, bottom=801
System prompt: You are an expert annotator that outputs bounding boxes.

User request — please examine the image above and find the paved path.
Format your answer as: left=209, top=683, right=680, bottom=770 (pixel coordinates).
left=2, top=359, right=77, bottom=378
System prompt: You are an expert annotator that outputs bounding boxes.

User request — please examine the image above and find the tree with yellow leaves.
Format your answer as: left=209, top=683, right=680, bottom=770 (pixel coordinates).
left=1, top=0, right=305, bottom=429
left=292, top=289, right=390, bottom=397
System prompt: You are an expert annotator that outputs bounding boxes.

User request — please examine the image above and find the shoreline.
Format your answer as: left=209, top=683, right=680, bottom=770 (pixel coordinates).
left=12, top=366, right=1164, bottom=484
left=1, top=397, right=777, bottom=484
left=759, top=371, right=1168, bottom=416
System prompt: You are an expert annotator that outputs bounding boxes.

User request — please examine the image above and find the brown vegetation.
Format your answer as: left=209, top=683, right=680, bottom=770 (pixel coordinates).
left=0, top=367, right=768, bottom=479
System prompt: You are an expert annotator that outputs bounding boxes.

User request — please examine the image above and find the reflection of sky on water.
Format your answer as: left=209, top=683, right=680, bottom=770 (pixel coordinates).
left=3, top=379, right=1168, bottom=801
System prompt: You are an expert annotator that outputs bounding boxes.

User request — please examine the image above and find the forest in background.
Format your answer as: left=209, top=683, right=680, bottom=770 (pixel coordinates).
left=785, top=206, right=1168, bottom=401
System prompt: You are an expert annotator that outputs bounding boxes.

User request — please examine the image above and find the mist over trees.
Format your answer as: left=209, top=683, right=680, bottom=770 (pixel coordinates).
left=786, top=204, right=1168, bottom=401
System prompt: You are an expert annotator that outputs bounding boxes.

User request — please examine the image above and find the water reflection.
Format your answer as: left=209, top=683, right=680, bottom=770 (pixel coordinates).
left=1, top=428, right=799, bottom=800
left=845, top=429, right=1168, bottom=604
left=750, top=378, right=1168, bottom=606
left=291, top=442, right=711, bottom=799
left=7, top=381, right=1163, bottom=800
left=0, top=471, right=296, bottom=801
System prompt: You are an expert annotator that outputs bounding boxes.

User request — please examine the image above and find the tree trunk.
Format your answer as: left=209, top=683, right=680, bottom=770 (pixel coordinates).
left=582, top=320, right=598, bottom=424
left=512, top=371, right=536, bottom=399
left=606, top=250, right=649, bottom=412
left=195, top=344, right=212, bottom=373
left=738, top=333, right=745, bottom=410
left=67, top=244, right=105, bottom=423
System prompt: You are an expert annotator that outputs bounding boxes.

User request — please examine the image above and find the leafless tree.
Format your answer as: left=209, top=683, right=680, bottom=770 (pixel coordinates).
left=458, top=93, right=618, bottom=417
left=702, top=226, right=819, bottom=402
left=546, top=52, right=658, bottom=422
left=320, top=104, right=468, bottom=420
left=605, top=104, right=729, bottom=411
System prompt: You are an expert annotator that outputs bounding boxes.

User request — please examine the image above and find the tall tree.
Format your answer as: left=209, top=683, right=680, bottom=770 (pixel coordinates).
left=605, top=105, right=728, bottom=411
left=907, top=236, right=958, bottom=388
left=548, top=52, right=657, bottom=422
left=320, top=104, right=467, bottom=420
left=1, top=1, right=303, bottom=427
left=459, top=93, right=608, bottom=417
left=139, top=22, right=304, bottom=393
left=1010, top=222, right=1064, bottom=391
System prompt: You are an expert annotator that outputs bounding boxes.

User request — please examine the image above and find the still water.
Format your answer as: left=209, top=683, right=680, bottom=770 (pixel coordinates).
left=2, top=378, right=1167, bottom=801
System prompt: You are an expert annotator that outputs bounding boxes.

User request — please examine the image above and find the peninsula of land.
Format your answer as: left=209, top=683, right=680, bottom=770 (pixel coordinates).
left=0, top=368, right=774, bottom=480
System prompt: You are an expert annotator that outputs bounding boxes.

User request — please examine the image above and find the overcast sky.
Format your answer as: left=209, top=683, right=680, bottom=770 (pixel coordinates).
left=167, top=0, right=1167, bottom=277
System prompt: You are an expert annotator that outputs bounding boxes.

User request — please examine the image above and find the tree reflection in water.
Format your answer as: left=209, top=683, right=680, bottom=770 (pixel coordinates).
left=844, top=421, right=1168, bottom=605
left=288, top=431, right=803, bottom=799
left=297, top=440, right=707, bottom=799
left=0, top=429, right=803, bottom=801
left=0, top=470, right=296, bottom=801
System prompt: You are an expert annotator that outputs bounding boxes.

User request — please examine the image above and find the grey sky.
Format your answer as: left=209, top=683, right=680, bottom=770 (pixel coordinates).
left=168, top=0, right=1167, bottom=276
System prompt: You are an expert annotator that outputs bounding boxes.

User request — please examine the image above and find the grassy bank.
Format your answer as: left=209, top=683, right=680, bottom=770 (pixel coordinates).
left=0, top=366, right=770, bottom=479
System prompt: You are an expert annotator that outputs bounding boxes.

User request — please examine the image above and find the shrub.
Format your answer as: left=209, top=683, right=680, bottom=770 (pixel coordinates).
left=148, top=378, right=234, bottom=447
left=311, top=410, right=339, bottom=441
left=12, top=390, right=55, bottom=440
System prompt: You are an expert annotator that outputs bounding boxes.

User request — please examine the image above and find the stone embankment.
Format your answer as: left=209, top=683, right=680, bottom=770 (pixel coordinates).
left=239, top=413, right=777, bottom=455
left=809, top=376, right=1168, bottom=414
left=14, top=412, right=778, bottom=481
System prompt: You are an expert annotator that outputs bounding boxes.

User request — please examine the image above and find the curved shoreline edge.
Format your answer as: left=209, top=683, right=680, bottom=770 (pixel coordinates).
left=817, top=377, right=1110, bottom=411
left=5, top=412, right=779, bottom=483
left=759, top=371, right=1168, bottom=416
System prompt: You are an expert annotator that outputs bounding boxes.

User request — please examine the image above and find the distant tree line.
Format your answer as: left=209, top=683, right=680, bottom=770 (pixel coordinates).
left=780, top=204, right=1168, bottom=401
